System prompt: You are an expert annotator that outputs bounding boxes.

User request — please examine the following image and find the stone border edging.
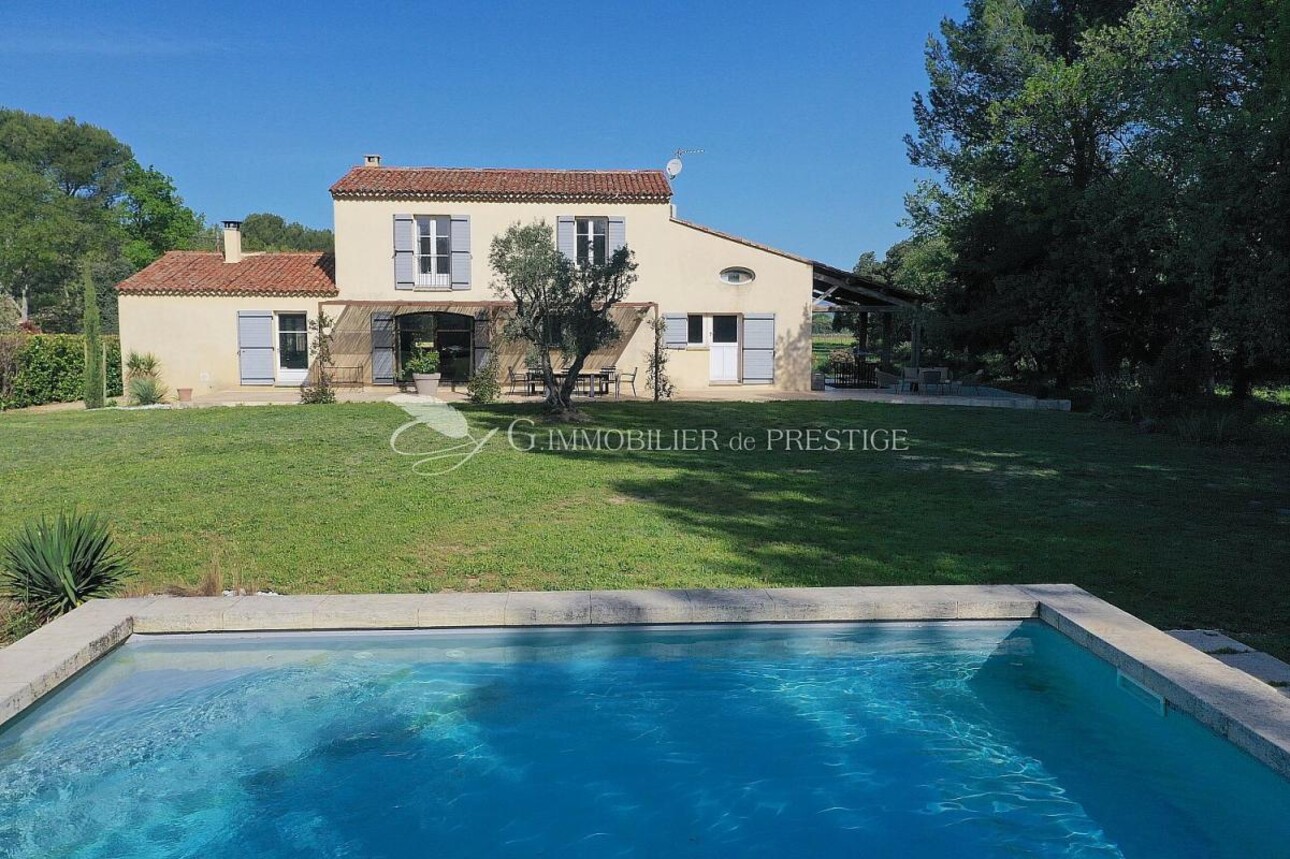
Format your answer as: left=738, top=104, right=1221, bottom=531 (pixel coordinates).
left=1, top=584, right=1287, bottom=779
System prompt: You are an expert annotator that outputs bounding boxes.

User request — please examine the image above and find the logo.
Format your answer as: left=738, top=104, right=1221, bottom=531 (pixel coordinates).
left=388, top=394, right=498, bottom=475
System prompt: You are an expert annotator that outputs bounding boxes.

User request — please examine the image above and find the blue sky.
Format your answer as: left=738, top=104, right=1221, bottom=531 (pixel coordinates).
left=0, top=0, right=962, bottom=268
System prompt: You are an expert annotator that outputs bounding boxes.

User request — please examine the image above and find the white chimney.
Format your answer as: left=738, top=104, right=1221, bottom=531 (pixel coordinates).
left=364, top=154, right=382, bottom=167
left=222, top=220, right=242, bottom=264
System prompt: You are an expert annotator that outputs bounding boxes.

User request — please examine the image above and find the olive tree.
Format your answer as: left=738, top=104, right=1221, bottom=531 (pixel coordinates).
left=490, top=221, right=636, bottom=415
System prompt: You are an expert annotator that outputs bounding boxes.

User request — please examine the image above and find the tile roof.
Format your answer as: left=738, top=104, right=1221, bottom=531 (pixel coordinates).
left=330, top=166, right=673, bottom=202
left=116, top=251, right=337, bottom=296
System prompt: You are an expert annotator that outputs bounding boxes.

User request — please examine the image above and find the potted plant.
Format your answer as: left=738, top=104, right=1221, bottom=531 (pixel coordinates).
left=404, top=347, right=442, bottom=396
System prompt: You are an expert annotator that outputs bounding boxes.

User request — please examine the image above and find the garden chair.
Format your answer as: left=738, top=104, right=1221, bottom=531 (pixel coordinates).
left=616, top=367, right=638, bottom=400
left=921, top=368, right=951, bottom=395
left=507, top=368, right=525, bottom=395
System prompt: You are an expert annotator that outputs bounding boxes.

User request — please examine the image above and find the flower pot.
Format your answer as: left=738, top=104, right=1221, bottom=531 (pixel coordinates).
left=412, top=373, right=441, bottom=396
left=177, top=387, right=193, bottom=403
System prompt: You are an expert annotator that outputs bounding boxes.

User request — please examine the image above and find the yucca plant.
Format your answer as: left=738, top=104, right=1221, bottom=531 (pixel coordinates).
left=125, top=351, right=160, bottom=380
left=128, top=375, right=168, bottom=405
left=1, top=512, right=133, bottom=619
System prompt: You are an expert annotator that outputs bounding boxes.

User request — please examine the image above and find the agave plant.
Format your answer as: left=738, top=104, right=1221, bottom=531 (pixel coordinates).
left=0, top=512, right=133, bottom=619
left=128, top=375, right=168, bottom=406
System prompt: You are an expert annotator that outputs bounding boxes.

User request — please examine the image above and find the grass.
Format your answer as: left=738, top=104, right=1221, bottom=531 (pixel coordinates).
left=2, top=400, right=1288, bottom=657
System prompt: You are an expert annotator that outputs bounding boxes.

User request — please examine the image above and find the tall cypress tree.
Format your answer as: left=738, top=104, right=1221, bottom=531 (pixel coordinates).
left=82, top=263, right=104, bottom=409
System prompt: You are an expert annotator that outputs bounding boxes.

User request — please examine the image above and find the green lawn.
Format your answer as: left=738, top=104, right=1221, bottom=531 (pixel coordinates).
left=2, top=400, right=1288, bottom=656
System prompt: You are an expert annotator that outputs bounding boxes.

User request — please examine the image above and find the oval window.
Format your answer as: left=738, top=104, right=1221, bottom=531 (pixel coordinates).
left=719, top=267, right=755, bottom=285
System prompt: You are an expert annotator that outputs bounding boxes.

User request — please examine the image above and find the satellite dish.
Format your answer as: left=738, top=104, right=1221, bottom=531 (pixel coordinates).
left=665, top=158, right=684, bottom=179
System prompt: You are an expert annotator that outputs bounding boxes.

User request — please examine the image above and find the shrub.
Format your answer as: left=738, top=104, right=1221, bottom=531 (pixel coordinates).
left=467, top=357, right=501, bottom=403
left=1091, top=373, right=1145, bottom=422
left=128, top=375, right=168, bottom=405
left=644, top=316, right=675, bottom=401
left=1, top=512, right=133, bottom=619
left=0, top=334, right=123, bottom=409
left=1170, top=410, right=1246, bottom=445
left=300, top=312, right=337, bottom=404
left=126, top=351, right=160, bottom=380
left=403, top=347, right=441, bottom=378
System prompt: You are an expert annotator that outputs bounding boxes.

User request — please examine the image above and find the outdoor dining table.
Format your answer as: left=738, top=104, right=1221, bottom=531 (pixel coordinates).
left=526, top=370, right=612, bottom=397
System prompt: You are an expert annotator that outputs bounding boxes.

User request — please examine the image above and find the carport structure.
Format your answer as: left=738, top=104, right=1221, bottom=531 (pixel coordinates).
left=811, top=263, right=926, bottom=379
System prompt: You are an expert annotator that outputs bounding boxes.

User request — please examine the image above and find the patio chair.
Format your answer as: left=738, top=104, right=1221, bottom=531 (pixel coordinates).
left=615, top=367, right=638, bottom=400
left=599, top=365, right=616, bottom=398
left=874, top=369, right=903, bottom=392
left=506, top=368, right=525, bottom=395
left=921, top=368, right=951, bottom=395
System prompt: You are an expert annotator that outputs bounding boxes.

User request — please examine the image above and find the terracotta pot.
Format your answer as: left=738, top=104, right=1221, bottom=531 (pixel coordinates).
left=177, top=387, right=193, bottom=403
left=412, top=373, right=440, bottom=397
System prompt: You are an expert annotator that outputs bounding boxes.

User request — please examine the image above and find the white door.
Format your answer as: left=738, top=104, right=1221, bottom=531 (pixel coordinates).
left=709, top=315, right=740, bottom=382
left=276, top=312, right=309, bottom=385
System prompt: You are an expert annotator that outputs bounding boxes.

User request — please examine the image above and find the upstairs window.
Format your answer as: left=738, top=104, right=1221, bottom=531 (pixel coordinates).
left=416, top=216, right=451, bottom=288
left=576, top=217, right=608, bottom=267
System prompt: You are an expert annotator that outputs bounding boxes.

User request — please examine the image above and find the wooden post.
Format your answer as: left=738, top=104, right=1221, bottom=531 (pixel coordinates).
left=857, top=311, right=869, bottom=351
left=881, top=313, right=894, bottom=369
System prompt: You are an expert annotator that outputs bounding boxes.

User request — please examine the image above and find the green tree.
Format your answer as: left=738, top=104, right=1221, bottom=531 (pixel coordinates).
left=82, top=262, right=104, bottom=408
left=490, top=221, right=637, bottom=414
left=116, top=161, right=204, bottom=268
left=240, top=213, right=333, bottom=252
left=0, top=109, right=203, bottom=332
left=906, top=0, right=1155, bottom=384
left=0, top=109, right=132, bottom=203
left=0, top=162, right=85, bottom=323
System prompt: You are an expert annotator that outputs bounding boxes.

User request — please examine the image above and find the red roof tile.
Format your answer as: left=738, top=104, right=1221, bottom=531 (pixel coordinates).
left=116, top=251, right=337, bottom=296
left=330, top=166, right=672, bottom=203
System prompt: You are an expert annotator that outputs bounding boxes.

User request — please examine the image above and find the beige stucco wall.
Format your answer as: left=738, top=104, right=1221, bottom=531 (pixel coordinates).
left=117, top=198, right=816, bottom=396
left=117, top=295, right=321, bottom=395
left=333, top=198, right=815, bottom=391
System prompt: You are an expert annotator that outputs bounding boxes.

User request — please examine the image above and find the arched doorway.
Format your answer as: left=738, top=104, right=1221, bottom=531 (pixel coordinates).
left=396, top=312, right=474, bottom=383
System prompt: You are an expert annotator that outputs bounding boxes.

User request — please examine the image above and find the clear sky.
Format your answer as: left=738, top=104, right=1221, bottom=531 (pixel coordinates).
left=0, top=0, right=962, bottom=269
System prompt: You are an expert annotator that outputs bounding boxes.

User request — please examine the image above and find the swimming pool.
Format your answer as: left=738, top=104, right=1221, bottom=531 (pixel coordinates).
left=1, top=619, right=1287, bottom=857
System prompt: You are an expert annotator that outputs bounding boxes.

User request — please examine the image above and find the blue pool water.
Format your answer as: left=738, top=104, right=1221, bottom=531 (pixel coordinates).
left=2, top=621, right=1288, bottom=857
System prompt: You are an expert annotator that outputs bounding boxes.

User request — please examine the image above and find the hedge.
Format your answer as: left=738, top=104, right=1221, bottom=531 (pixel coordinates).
left=0, top=334, right=123, bottom=410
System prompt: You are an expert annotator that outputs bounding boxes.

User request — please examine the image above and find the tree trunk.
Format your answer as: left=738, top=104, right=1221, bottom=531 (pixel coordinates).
left=552, top=352, right=588, bottom=413
left=1230, top=347, right=1253, bottom=401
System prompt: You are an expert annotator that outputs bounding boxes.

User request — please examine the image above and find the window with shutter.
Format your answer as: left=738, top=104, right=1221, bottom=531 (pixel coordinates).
left=575, top=217, right=608, bottom=266
left=415, top=216, right=451, bottom=289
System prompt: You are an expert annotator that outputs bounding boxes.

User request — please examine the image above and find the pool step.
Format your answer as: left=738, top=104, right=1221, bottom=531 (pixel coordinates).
left=1167, top=629, right=1290, bottom=698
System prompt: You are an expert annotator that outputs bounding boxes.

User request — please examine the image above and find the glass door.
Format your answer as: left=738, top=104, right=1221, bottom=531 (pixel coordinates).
left=709, top=314, right=740, bottom=382
left=276, top=313, right=308, bottom=386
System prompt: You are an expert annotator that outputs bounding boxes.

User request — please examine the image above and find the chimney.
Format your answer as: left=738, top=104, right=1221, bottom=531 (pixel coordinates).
left=222, top=220, right=242, bottom=264
left=364, top=154, right=382, bottom=167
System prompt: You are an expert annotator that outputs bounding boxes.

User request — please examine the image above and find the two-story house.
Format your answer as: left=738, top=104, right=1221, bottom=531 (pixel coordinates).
left=117, top=156, right=881, bottom=397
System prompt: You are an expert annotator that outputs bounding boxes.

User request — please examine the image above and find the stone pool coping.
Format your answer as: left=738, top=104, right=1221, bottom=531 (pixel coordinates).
left=2, top=584, right=1288, bottom=778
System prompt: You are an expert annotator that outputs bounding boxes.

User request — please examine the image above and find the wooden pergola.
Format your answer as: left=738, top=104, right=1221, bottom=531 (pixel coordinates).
left=812, top=263, right=926, bottom=368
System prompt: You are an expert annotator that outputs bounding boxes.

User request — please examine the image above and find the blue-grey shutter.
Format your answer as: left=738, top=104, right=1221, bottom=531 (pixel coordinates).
left=662, top=313, right=688, bottom=349
left=393, top=214, right=414, bottom=290
left=603, top=215, right=624, bottom=252
left=742, top=313, right=775, bottom=384
left=556, top=216, right=575, bottom=261
left=450, top=215, right=471, bottom=290
left=608, top=216, right=626, bottom=254
left=237, top=310, right=275, bottom=385
left=371, top=312, right=395, bottom=385
left=473, top=312, right=491, bottom=371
